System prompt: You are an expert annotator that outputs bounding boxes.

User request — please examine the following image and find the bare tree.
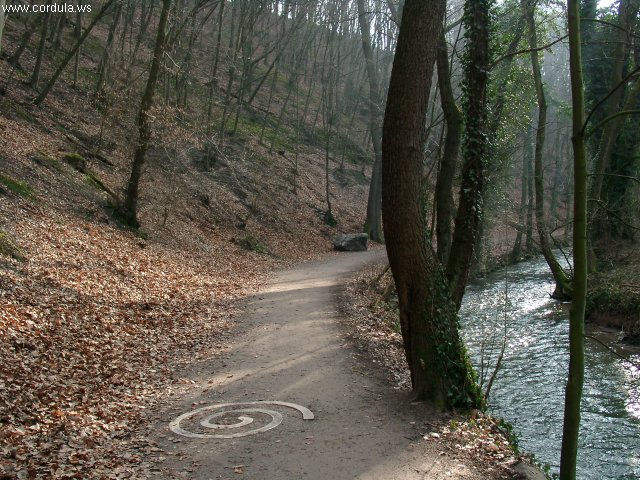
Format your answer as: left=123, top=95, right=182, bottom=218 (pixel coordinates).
left=120, top=0, right=173, bottom=228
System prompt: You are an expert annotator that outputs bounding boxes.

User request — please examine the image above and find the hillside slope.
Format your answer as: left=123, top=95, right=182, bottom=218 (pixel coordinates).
left=0, top=27, right=370, bottom=475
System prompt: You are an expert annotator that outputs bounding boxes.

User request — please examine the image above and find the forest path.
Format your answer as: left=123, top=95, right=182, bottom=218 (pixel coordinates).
left=149, top=250, right=486, bottom=480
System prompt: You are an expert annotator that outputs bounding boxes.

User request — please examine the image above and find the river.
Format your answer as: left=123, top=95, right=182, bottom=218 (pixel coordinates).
left=459, top=255, right=640, bottom=479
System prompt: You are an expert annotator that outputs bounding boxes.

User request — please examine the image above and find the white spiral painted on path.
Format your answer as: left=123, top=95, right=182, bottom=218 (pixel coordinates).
left=169, top=401, right=314, bottom=439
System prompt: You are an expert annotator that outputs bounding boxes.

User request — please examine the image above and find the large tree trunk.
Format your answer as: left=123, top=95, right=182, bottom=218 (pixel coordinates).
left=381, top=0, right=482, bottom=409
left=524, top=0, right=572, bottom=299
left=120, top=0, right=172, bottom=228
left=560, top=0, right=587, bottom=475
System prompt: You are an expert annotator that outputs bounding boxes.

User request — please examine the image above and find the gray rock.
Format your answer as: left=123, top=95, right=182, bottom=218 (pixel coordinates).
left=333, top=233, right=368, bottom=252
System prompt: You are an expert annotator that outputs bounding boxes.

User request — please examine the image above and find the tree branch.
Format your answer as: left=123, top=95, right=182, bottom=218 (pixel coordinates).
left=582, top=66, right=640, bottom=134
left=588, top=172, right=640, bottom=185
left=490, top=34, right=568, bottom=69
left=585, top=109, right=640, bottom=137
left=585, top=335, right=640, bottom=369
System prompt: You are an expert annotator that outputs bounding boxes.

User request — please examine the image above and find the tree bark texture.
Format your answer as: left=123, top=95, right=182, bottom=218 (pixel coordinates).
left=381, top=0, right=482, bottom=409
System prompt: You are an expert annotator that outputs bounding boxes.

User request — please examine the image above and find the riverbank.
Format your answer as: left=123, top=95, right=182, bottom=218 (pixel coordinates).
left=586, top=242, right=640, bottom=345
left=338, top=264, right=544, bottom=479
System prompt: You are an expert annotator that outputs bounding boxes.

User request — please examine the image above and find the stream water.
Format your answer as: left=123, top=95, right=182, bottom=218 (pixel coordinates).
left=459, top=255, right=640, bottom=479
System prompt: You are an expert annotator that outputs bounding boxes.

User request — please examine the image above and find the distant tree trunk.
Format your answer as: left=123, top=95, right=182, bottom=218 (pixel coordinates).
left=95, top=3, right=123, bottom=98
left=560, top=0, right=587, bottom=475
left=382, top=0, right=482, bottom=409
left=550, top=129, right=564, bottom=222
left=357, top=0, right=383, bottom=242
left=73, top=6, right=82, bottom=86
left=206, top=0, right=226, bottom=130
left=30, top=10, right=52, bottom=89
left=119, top=0, right=172, bottom=228
left=33, top=0, right=116, bottom=105
left=435, top=30, right=463, bottom=265
left=125, top=0, right=155, bottom=84
left=525, top=134, right=535, bottom=250
left=524, top=0, right=572, bottom=299
left=9, top=1, right=40, bottom=68
left=587, top=0, right=640, bottom=258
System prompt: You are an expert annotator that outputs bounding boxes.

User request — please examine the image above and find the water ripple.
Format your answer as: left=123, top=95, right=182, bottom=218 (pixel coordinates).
left=460, top=256, right=640, bottom=480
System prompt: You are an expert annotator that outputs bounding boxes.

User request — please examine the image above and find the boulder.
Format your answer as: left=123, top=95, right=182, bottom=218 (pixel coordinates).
left=333, top=233, right=368, bottom=252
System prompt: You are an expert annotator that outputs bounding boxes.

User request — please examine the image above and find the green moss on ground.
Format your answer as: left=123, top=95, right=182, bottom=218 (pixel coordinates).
left=32, top=152, right=66, bottom=172
left=63, top=153, right=87, bottom=172
left=0, top=230, right=26, bottom=262
left=234, top=234, right=270, bottom=254
left=0, top=173, right=33, bottom=197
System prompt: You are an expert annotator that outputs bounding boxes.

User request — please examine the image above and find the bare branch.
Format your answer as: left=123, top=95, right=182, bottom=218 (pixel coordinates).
left=490, top=35, right=568, bottom=69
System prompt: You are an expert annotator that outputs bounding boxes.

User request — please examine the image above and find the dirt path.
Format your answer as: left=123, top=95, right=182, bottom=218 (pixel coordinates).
left=148, top=251, right=492, bottom=479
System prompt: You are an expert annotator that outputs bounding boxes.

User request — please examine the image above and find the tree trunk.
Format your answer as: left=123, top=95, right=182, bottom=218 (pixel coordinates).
left=120, top=0, right=172, bottom=228
left=511, top=147, right=528, bottom=260
left=30, top=10, right=52, bottom=89
left=524, top=0, right=572, bottom=299
left=33, top=0, right=116, bottom=105
left=445, top=0, right=492, bottom=310
left=560, top=0, right=587, bottom=475
left=73, top=5, right=82, bottom=86
left=435, top=30, right=463, bottom=265
left=9, top=1, right=39, bottom=68
left=357, top=0, right=384, bottom=242
left=587, top=0, right=640, bottom=254
left=382, top=0, right=482, bottom=409
left=95, top=3, right=123, bottom=98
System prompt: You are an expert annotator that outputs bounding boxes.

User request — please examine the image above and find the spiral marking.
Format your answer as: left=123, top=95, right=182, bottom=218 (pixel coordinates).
left=169, top=401, right=314, bottom=439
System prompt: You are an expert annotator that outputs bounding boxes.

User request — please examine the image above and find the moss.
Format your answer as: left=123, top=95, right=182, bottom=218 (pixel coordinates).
left=0, top=173, right=33, bottom=197
left=234, top=234, right=270, bottom=254
left=11, top=103, right=36, bottom=123
left=0, top=230, right=26, bottom=262
left=84, top=171, right=108, bottom=193
left=63, top=153, right=87, bottom=173
left=32, top=152, right=66, bottom=172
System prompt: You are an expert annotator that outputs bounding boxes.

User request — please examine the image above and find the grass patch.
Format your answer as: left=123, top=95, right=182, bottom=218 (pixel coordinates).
left=0, top=173, right=33, bottom=197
